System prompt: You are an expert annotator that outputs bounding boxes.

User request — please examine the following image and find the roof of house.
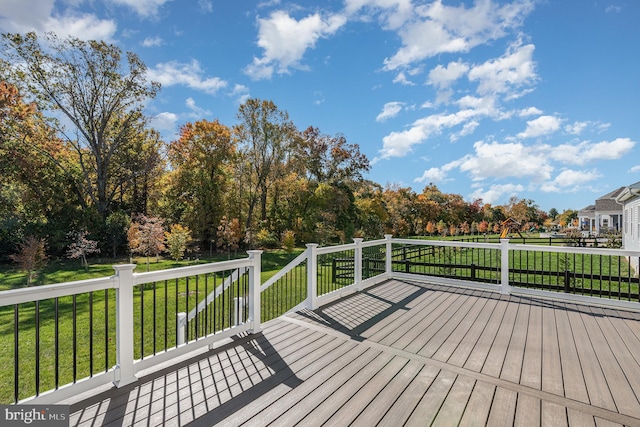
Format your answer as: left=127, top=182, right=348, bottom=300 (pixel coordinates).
left=615, top=181, right=640, bottom=204
left=578, top=204, right=595, bottom=214
left=595, top=187, right=625, bottom=212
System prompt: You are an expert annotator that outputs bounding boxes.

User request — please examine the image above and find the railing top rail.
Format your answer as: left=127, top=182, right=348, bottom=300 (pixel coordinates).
left=361, top=238, right=389, bottom=248
left=132, top=257, right=253, bottom=285
left=0, top=276, right=117, bottom=307
left=392, top=238, right=500, bottom=250
left=316, top=243, right=357, bottom=255
left=509, top=243, right=640, bottom=257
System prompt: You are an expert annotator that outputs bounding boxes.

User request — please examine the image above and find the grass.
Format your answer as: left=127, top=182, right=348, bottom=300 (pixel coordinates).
left=0, top=248, right=305, bottom=403
left=1, top=239, right=636, bottom=403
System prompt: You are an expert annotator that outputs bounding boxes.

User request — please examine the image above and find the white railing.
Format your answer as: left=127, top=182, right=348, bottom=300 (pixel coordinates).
left=1, top=251, right=262, bottom=405
left=3, top=236, right=639, bottom=405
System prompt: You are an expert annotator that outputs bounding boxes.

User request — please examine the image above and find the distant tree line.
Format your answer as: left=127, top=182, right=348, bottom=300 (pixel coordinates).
left=0, top=31, right=568, bottom=267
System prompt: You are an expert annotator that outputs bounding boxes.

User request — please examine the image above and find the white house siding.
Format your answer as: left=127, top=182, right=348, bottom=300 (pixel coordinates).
left=622, top=196, right=640, bottom=275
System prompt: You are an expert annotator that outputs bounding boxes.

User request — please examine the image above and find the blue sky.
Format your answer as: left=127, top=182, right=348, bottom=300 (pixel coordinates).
left=1, top=0, right=639, bottom=213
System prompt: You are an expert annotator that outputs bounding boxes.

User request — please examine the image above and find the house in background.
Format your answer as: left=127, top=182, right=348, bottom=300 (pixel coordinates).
left=578, top=187, right=625, bottom=235
left=616, top=181, right=640, bottom=274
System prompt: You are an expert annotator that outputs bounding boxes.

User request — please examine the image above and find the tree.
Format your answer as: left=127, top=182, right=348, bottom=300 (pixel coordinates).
left=216, top=216, right=241, bottom=259
left=549, top=208, right=559, bottom=220
left=165, top=224, right=192, bottom=261
left=426, top=221, right=436, bottom=236
left=0, top=81, right=79, bottom=255
left=2, top=32, right=160, bottom=223
left=234, top=99, right=296, bottom=238
left=166, top=119, right=235, bottom=248
left=105, top=210, right=131, bottom=258
left=128, top=214, right=165, bottom=270
left=281, top=230, right=296, bottom=252
left=67, top=230, right=100, bottom=269
left=10, top=236, right=48, bottom=286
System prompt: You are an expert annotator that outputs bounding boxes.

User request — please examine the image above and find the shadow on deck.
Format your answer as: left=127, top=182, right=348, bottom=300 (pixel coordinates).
left=67, top=279, right=640, bottom=426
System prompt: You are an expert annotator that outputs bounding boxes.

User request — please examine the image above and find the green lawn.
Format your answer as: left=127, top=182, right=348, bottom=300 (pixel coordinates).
left=0, top=248, right=304, bottom=403
left=2, top=240, right=636, bottom=403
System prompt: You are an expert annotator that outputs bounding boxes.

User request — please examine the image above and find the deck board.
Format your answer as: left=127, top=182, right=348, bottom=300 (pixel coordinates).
left=65, top=279, right=640, bottom=427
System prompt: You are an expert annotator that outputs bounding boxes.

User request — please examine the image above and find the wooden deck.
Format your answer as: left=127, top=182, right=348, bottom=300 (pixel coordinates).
left=66, top=279, right=640, bottom=426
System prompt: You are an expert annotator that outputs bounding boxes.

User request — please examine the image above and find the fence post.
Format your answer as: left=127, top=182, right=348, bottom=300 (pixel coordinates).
left=112, top=264, right=137, bottom=388
left=564, top=270, right=572, bottom=293
left=500, top=239, right=511, bottom=295
left=354, top=238, right=364, bottom=291
left=385, top=235, right=393, bottom=277
left=247, top=250, right=263, bottom=334
left=307, top=244, right=319, bottom=310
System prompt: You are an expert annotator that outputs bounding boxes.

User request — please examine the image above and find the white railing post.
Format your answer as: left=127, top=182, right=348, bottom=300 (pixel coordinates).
left=385, top=234, right=393, bottom=277
left=112, top=264, right=137, bottom=388
left=247, top=250, right=263, bottom=333
left=500, top=239, right=511, bottom=295
left=354, top=238, right=364, bottom=291
left=307, top=243, right=319, bottom=310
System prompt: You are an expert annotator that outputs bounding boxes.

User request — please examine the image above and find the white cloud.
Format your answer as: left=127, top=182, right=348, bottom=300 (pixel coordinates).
left=150, top=111, right=179, bottom=132
left=629, top=165, right=640, bottom=173
left=468, top=41, right=537, bottom=97
left=428, top=60, right=469, bottom=89
left=458, top=140, right=553, bottom=182
left=142, top=36, right=164, bottom=47
left=382, top=0, right=535, bottom=71
left=198, top=0, right=214, bottom=13
left=245, top=10, right=346, bottom=80
left=470, top=183, right=524, bottom=205
left=230, top=84, right=251, bottom=104
left=540, top=169, right=601, bottom=192
left=550, top=137, right=636, bottom=165
left=392, top=72, right=416, bottom=86
left=450, top=120, right=479, bottom=142
left=376, top=108, right=481, bottom=160
left=376, top=102, right=405, bottom=122
left=517, top=115, right=562, bottom=139
left=0, top=0, right=117, bottom=40
left=565, top=121, right=589, bottom=135
left=148, top=60, right=227, bottom=94
left=185, top=97, right=211, bottom=117
left=111, top=0, right=173, bottom=18
left=519, top=107, right=543, bottom=117
left=553, top=169, right=600, bottom=187
left=414, top=158, right=461, bottom=184
left=344, top=0, right=414, bottom=30
left=414, top=167, right=448, bottom=183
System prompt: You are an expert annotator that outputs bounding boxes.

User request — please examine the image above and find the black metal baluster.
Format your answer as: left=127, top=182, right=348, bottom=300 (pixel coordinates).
left=55, top=298, right=59, bottom=389
left=164, top=280, right=168, bottom=351
left=89, top=292, right=93, bottom=376
left=140, top=284, right=144, bottom=358
left=204, top=274, right=209, bottom=336
left=195, top=275, right=199, bottom=340
left=73, top=294, right=77, bottom=382
left=14, top=304, right=19, bottom=403
left=153, top=282, right=157, bottom=355
left=213, top=273, right=218, bottom=333
left=35, top=300, right=40, bottom=396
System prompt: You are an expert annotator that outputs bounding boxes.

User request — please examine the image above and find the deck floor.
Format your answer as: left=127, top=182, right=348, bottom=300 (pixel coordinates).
left=67, top=279, right=640, bottom=426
